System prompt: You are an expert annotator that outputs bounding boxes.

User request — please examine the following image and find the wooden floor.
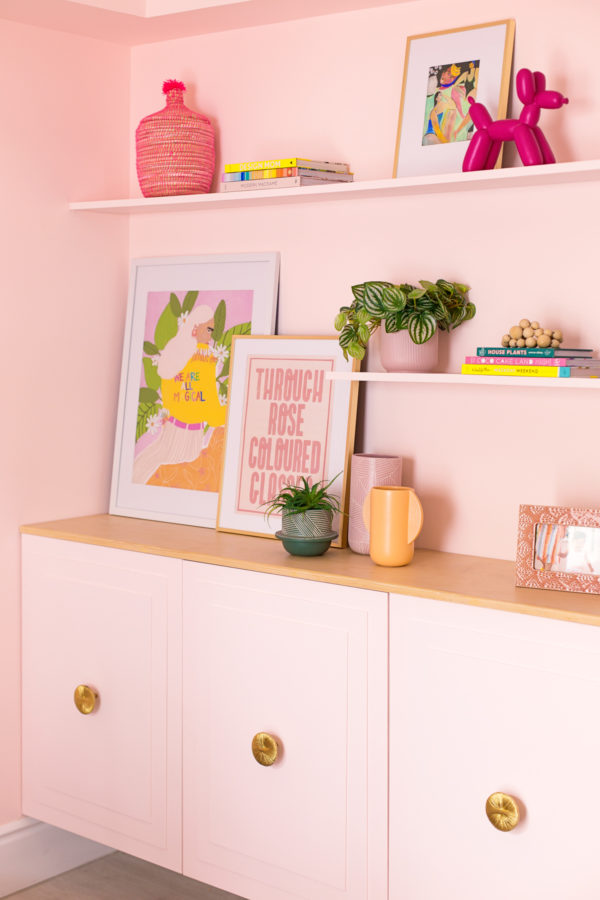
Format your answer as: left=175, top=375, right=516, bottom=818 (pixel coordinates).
left=6, top=852, right=245, bottom=899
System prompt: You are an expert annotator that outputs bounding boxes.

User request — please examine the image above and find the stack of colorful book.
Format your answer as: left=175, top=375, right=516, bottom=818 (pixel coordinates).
left=461, top=346, right=600, bottom=378
left=220, top=157, right=353, bottom=192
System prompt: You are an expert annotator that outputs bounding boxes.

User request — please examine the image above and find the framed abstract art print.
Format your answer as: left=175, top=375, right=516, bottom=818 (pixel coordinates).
left=110, top=253, right=279, bottom=528
left=393, top=19, right=515, bottom=177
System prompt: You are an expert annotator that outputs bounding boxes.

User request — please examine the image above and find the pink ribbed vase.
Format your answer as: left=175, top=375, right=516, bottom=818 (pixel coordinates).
left=135, top=80, right=215, bottom=198
left=379, top=328, right=439, bottom=373
left=348, top=453, right=403, bottom=554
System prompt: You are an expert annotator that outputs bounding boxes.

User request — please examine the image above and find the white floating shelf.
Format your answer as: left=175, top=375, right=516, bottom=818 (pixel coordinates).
left=325, top=371, right=600, bottom=389
left=69, top=159, right=600, bottom=214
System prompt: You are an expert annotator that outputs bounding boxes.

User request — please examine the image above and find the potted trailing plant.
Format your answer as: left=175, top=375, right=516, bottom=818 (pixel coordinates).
left=264, top=475, right=341, bottom=556
left=334, top=279, right=475, bottom=372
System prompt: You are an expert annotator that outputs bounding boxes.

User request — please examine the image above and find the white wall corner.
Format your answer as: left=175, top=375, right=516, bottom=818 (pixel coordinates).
left=0, top=817, right=112, bottom=898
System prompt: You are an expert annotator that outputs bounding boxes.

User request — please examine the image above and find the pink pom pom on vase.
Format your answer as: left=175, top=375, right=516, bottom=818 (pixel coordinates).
left=135, top=79, right=215, bottom=198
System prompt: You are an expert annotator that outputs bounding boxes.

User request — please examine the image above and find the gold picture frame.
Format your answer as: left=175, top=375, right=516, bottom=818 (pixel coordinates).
left=216, top=335, right=359, bottom=545
left=393, top=19, right=515, bottom=177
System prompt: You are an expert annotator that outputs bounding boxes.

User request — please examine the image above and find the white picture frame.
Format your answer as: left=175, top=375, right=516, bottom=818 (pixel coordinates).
left=217, top=335, right=359, bottom=545
left=393, top=19, right=515, bottom=177
left=110, top=252, right=280, bottom=527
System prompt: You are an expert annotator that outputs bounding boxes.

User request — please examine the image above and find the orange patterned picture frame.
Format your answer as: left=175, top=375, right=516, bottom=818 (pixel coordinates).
left=516, top=504, right=600, bottom=595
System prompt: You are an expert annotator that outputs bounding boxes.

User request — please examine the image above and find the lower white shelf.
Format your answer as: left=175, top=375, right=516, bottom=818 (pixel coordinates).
left=326, top=371, right=600, bottom=389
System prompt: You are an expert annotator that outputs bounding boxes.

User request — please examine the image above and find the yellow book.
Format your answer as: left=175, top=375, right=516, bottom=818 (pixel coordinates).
left=461, top=364, right=563, bottom=377
left=224, top=157, right=350, bottom=173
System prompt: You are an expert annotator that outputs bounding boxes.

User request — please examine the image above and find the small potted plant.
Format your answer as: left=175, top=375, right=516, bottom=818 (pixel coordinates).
left=264, top=475, right=341, bottom=556
left=334, top=279, right=475, bottom=372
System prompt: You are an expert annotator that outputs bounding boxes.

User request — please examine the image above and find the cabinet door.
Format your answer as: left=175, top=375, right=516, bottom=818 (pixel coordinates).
left=21, top=535, right=182, bottom=870
left=182, top=563, right=387, bottom=900
left=390, top=594, right=600, bottom=900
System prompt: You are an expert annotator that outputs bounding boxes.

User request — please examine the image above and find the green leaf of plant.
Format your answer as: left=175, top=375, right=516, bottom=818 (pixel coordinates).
left=363, top=281, right=392, bottom=316
left=382, top=286, right=406, bottom=312
left=416, top=296, right=437, bottom=312
left=351, top=283, right=366, bottom=304
left=154, top=303, right=178, bottom=350
left=384, top=313, right=399, bottom=333
left=143, top=356, right=161, bottom=392
left=182, top=291, right=198, bottom=314
left=169, top=293, right=182, bottom=316
left=338, top=326, right=354, bottom=348
left=139, top=386, right=159, bottom=404
left=143, top=340, right=159, bottom=355
left=408, top=312, right=437, bottom=344
left=334, top=312, right=348, bottom=331
left=385, top=308, right=409, bottom=333
left=357, top=324, right=370, bottom=344
left=348, top=341, right=366, bottom=360
left=213, top=300, right=226, bottom=342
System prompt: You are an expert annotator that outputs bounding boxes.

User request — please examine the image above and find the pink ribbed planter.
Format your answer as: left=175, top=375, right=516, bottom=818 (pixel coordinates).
left=136, top=80, right=215, bottom=198
left=348, top=454, right=403, bottom=554
left=379, top=328, right=439, bottom=373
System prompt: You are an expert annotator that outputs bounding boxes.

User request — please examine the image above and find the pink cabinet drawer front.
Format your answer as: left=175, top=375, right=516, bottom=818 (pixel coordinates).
left=21, top=535, right=182, bottom=871
left=182, top=563, right=387, bottom=900
left=390, top=594, right=600, bottom=900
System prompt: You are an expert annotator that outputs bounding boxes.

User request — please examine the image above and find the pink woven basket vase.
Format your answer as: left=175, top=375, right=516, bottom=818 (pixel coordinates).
left=136, top=80, right=215, bottom=198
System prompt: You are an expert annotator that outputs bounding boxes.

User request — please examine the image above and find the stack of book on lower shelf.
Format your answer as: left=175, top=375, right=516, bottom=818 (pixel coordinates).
left=461, top=346, right=600, bottom=378
left=220, top=157, right=353, bottom=192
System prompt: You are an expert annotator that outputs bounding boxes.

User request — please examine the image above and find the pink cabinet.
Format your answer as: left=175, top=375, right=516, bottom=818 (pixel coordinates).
left=181, top=562, right=388, bottom=900
left=390, top=594, right=600, bottom=900
left=21, top=536, right=182, bottom=870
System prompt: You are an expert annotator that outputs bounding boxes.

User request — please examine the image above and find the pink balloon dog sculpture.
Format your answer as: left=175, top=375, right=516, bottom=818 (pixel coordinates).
left=462, top=68, right=568, bottom=171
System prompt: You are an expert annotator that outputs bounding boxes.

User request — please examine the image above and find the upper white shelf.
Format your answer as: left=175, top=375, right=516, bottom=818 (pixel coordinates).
left=326, top=371, right=600, bottom=389
left=69, top=159, right=600, bottom=213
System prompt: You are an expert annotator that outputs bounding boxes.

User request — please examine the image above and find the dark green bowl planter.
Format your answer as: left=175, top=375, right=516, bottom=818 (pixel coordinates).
left=275, top=530, right=338, bottom=557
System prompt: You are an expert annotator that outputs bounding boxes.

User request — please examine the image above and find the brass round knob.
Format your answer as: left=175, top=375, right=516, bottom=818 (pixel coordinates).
left=251, top=732, right=278, bottom=766
left=486, top=792, right=520, bottom=831
left=73, top=684, right=98, bottom=715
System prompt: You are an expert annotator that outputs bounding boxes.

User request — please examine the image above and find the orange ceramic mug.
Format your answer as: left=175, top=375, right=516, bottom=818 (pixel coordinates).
left=363, top=486, right=424, bottom=566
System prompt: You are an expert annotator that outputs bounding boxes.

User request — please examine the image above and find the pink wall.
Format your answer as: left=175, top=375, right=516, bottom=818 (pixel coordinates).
left=2, top=0, right=599, bottom=829
left=129, top=0, right=600, bottom=561
left=0, top=20, right=129, bottom=824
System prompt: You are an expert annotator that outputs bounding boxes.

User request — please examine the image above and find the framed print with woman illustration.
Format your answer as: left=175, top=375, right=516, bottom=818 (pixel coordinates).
left=393, top=19, right=515, bottom=177
left=217, top=336, right=359, bottom=545
left=516, top=504, right=600, bottom=595
left=110, top=253, right=279, bottom=527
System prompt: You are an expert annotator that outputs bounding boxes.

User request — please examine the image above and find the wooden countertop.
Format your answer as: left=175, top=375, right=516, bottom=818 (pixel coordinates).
left=20, top=514, right=600, bottom=627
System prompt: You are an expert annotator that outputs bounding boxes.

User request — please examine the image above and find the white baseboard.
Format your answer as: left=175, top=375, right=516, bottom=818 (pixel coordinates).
left=0, top=816, right=112, bottom=897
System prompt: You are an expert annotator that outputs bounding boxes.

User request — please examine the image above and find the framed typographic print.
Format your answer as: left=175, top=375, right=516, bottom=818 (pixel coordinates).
left=110, top=253, right=279, bottom=527
left=217, top=336, right=359, bottom=546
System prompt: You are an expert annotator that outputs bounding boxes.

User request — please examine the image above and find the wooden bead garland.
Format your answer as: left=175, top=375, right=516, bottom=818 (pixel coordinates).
left=501, top=319, right=563, bottom=349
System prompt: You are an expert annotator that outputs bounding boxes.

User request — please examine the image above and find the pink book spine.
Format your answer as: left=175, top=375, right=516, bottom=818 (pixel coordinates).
left=465, top=356, right=572, bottom=366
